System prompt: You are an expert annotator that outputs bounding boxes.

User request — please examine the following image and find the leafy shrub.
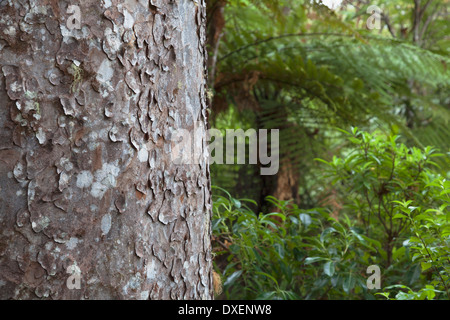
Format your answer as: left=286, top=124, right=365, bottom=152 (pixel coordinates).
left=317, top=128, right=449, bottom=299
left=212, top=128, right=449, bottom=300
left=211, top=188, right=375, bottom=299
left=381, top=178, right=450, bottom=299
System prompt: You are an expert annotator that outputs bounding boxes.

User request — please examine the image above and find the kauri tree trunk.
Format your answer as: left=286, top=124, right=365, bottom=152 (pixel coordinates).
left=0, top=0, right=213, bottom=300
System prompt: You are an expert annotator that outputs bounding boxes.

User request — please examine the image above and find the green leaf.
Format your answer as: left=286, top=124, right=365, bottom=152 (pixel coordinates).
left=273, top=243, right=285, bottom=260
left=304, top=257, right=326, bottom=265
left=255, top=272, right=279, bottom=286
left=393, top=213, right=406, bottom=220
left=232, top=198, right=242, bottom=209
left=323, top=261, right=335, bottom=277
left=224, top=270, right=243, bottom=287
left=299, top=213, right=312, bottom=228
left=256, top=292, right=277, bottom=300
left=392, top=246, right=405, bottom=261
left=421, top=262, right=432, bottom=272
left=320, top=227, right=337, bottom=242
left=375, top=292, right=390, bottom=300
left=343, top=274, right=356, bottom=294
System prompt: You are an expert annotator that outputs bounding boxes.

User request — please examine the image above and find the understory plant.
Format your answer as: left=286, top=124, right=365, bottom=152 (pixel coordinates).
left=212, top=187, right=377, bottom=300
left=212, top=128, right=449, bottom=300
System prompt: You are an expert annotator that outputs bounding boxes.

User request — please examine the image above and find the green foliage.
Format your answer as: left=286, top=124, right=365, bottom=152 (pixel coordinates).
left=210, top=0, right=450, bottom=208
left=213, top=129, right=449, bottom=300
left=318, top=128, right=449, bottom=299
left=212, top=186, right=377, bottom=300
left=208, top=0, right=449, bottom=301
left=385, top=178, right=450, bottom=299
left=318, top=128, right=444, bottom=243
left=377, top=284, right=443, bottom=300
left=212, top=185, right=310, bottom=300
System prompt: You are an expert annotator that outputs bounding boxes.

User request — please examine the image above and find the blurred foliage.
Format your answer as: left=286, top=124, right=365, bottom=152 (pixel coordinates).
left=208, top=0, right=449, bottom=206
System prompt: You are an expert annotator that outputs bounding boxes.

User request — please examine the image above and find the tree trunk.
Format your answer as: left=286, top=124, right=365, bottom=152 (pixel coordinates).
left=0, top=0, right=213, bottom=300
left=258, top=108, right=300, bottom=213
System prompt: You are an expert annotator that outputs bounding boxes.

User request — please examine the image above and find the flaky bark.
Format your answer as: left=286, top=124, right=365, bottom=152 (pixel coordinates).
left=0, top=0, right=213, bottom=300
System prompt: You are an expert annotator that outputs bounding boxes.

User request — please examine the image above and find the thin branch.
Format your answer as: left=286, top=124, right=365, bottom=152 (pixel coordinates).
left=381, top=13, right=396, bottom=38
left=419, top=2, right=441, bottom=43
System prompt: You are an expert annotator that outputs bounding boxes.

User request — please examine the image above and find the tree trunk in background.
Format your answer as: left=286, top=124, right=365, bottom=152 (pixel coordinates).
left=206, top=0, right=226, bottom=88
left=272, top=158, right=300, bottom=204
left=258, top=109, right=300, bottom=214
left=0, top=0, right=213, bottom=300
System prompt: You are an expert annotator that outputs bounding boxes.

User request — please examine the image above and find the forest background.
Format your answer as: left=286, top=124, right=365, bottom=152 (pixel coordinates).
left=206, top=0, right=450, bottom=300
